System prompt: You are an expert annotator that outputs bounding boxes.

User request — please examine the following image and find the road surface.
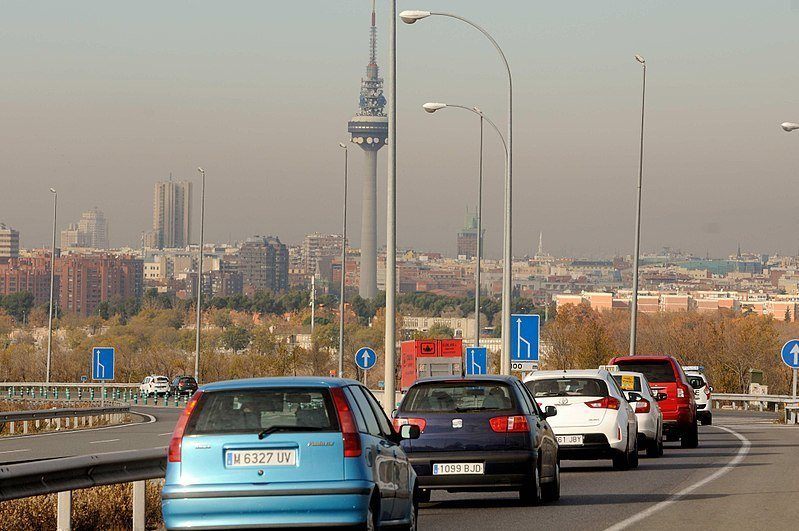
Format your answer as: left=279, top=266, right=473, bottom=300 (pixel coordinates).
left=3, top=409, right=798, bottom=530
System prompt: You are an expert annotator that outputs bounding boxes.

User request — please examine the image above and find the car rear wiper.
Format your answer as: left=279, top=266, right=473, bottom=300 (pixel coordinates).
left=257, top=425, right=325, bottom=439
left=454, top=406, right=500, bottom=412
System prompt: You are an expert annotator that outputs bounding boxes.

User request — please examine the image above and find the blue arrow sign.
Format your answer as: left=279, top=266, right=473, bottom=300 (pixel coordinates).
left=466, top=346, right=487, bottom=375
left=355, top=347, right=377, bottom=371
left=510, top=314, right=540, bottom=361
left=92, top=347, right=115, bottom=381
left=781, top=340, right=799, bottom=369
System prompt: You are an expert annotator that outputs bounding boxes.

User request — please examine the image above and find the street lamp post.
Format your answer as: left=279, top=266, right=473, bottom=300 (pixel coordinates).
left=383, top=0, right=398, bottom=411
left=194, top=167, right=206, bottom=382
left=46, top=188, right=57, bottom=383
left=629, top=54, right=646, bottom=356
left=422, top=103, right=508, bottom=352
left=780, top=121, right=799, bottom=401
left=338, top=142, right=349, bottom=378
left=402, top=10, right=513, bottom=374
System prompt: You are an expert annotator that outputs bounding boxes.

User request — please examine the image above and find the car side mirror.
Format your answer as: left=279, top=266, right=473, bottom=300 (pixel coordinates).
left=655, top=392, right=667, bottom=401
left=709, top=386, right=714, bottom=393
left=391, top=408, right=398, bottom=418
left=543, top=405, right=557, bottom=419
left=399, top=424, right=420, bottom=440
left=627, top=392, right=642, bottom=403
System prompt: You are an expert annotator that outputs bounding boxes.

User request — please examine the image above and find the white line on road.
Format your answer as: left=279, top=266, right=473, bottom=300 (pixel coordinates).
left=158, top=432, right=173, bottom=436
left=0, top=411, right=157, bottom=442
left=604, top=425, right=751, bottom=531
left=89, top=438, right=120, bottom=444
left=0, top=448, right=30, bottom=455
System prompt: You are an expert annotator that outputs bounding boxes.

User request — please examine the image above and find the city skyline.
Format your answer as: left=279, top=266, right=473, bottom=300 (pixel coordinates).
left=3, top=1, right=799, bottom=258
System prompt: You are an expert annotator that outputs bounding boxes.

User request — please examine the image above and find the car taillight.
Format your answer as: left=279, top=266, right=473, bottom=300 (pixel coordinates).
left=635, top=399, right=651, bottom=413
left=677, top=385, right=686, bottom=398
left=585, top=396, right=620, bottom=410
left=392, top=417, right=427, bottom=433
left=330, top=387, right=362, bottom=458
left=168, top=390, right=203, bottom=463
left=705, top=388, right=711, bottom=399
left=489, top=415, right=530, bottom=433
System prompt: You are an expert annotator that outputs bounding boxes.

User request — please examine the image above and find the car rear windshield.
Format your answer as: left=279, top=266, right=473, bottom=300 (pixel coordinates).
left=402, top=382, right=518, bottom=413
left=612, top=374, right=642, bottom=392
left=179, top=377, right=196, bottom=384
left=155, top=377, right=169, bottom=384
left=614, top=361, right=676, bottom=383
left=525, top=378, right=609, bottom=398
left=687, top=376, right=705, bottom=389
left=185, top=388, right=338, bottom=435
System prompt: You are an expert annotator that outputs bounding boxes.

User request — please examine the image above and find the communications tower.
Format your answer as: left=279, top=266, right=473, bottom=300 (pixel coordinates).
left=348, top=0, right=387, bottom=300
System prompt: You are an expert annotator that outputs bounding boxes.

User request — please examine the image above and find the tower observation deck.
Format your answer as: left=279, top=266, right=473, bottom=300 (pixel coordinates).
left=348, top=0, right=387, bottom=300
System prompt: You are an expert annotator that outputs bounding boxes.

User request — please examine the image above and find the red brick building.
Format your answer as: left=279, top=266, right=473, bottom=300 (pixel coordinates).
left=54, top=254, right=143, bottom=316
left=0, top=256, right=52, bottom=305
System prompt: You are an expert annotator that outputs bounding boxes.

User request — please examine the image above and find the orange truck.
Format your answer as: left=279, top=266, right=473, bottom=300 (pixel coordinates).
left=400, top=338, right=464, bottom=391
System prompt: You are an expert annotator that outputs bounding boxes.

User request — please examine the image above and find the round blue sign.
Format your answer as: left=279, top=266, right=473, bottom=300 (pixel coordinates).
left=355, top=347, right=377, bottom=370
left=781, top=340, right=799, bottom=369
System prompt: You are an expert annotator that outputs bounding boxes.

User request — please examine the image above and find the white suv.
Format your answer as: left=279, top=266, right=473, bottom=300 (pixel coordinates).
left=685, top=371, right=712, bottom=425
left=140, top=375, right=171, bottom=397
left=524, top=369, right=639, bottom=470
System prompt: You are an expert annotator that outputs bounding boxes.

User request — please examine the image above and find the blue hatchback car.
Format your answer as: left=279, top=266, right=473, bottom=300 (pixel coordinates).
left=162, top=377, right=420, bottom=530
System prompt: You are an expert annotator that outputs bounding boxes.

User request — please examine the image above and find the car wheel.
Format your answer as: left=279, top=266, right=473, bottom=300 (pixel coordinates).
left=680, top=421, right=699, bottom=449
left=397, top=496, right=418, bottom=531
left=417, top=488, right=431, bottom=504
left=701, top=414, right=712, bottom=426
left=646, top=436, right=663, bottom=458
left=613, top=434, right=631, bottom=471
left=540, top=461, right=560, bottom=503
left=629, top=435, right=639, bottom=469
left=519, top=465, right=542, bottom=505
left=360, top=495, right=379, bottom=531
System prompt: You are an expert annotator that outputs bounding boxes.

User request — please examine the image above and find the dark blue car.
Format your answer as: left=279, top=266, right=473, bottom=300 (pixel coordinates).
left=393, top=375, right=560, bottom=504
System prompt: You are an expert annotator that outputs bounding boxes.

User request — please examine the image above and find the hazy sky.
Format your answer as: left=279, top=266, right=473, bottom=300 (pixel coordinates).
left=3, top=1, right=799, bottom=258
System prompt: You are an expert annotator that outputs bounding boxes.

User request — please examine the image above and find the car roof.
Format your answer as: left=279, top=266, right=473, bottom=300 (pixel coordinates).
left=611, top=355, right=678, bottom=363
left=201, top=376, right=362, bottom=392
left=411, top=375, right=520, bottom=385
left=524, top=369, right=610, bottom=381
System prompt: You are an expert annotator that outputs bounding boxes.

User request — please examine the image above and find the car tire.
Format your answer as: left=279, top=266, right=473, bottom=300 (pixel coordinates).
left=360, top=495, right=379, bottom=531
left=612, top=433, right=632, bottom=471
left=629, top=435, right=639, bottom=469
left=680, top=421, right=699, bottom=449
left=417, top=489, right=431, bottom=504
left=646, top=435, right=663, bottom=458
left=701, top=414, right=712, bottom=426
left=519, top=465, right=542, bottom=505
left=540, top=462, right=560, bottom=503
left=397, top=496, right=418, bottom=531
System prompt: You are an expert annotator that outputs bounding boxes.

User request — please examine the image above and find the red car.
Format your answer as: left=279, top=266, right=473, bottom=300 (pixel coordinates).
left=608, top=355, right=698, bottom=448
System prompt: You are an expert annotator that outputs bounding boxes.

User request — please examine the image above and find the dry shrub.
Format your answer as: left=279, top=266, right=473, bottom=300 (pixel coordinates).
left=0, top=480, right=164, bottom=530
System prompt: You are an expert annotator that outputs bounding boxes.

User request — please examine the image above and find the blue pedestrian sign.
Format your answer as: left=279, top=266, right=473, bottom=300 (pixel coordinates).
left=355, top=347, right=377, bottom=371
left=781, top=340, right=799, bottom=369
left=466, top=347, right=487, bottom=375
left=510, top=314, right=540, bottom=362
left=92, top=347, right=115, bottom=381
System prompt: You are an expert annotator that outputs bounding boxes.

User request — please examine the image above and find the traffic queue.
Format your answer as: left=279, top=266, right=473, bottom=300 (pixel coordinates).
left=159, top=355, right=710, bottom=530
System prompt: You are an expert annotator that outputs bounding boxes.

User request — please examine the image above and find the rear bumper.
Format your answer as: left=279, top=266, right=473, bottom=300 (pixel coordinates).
left=408, top=450, right=536, bottom=491
left=557, top=433, right=619, bottom=460
left=162, top=481, right=372, bottom=529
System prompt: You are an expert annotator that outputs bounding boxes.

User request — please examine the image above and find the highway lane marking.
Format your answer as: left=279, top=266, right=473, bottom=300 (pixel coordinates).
left=89, top=438, right=120, bottom=444
left=0, top=410, right=158, bottom=442
left=0, top=448, right=30, bottom=455
left=158, top=432, right=173, bottom=436
left=604, top=425, right=751, bottom=531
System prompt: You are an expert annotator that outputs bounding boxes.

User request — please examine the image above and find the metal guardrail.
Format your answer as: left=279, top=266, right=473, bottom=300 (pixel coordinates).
left=0, top=404, right=131, bottom=435
left=0, top=447, right=167, bottom=530
left=712, top=392, right=798, bottom=417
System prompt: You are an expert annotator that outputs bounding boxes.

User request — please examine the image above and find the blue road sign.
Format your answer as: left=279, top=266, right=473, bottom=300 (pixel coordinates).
left=466, top=346, right=487, bottom=375
left=92, top=347, right=115, bottom=381
left=781, top=340, right=799, bottom=369
left=510, top=314, right=540, bottom=362
left=355, top=347, right=377, bottom=371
